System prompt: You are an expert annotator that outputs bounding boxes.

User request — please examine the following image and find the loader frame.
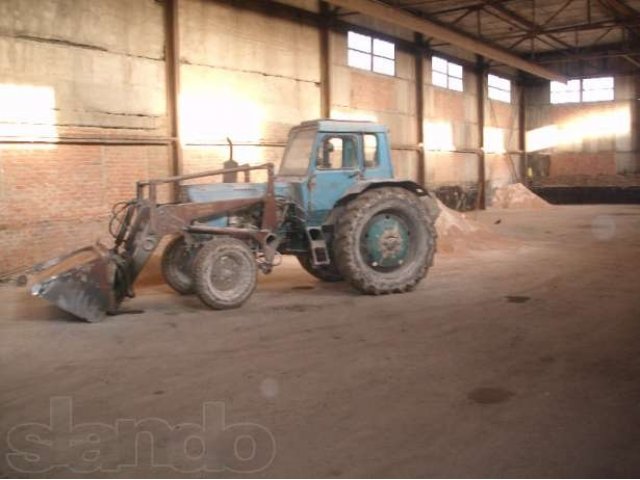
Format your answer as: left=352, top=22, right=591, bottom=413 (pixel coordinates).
left=116, top=161, right=282, bottom=299
left=27, top=162, right=281, bottom=322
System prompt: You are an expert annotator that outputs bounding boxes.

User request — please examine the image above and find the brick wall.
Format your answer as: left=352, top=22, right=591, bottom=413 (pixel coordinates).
left=0, top=145, right=171, bottom=273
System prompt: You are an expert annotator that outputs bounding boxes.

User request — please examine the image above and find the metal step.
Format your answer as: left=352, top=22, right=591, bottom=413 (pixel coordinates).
left=306, top=227, right=330, bottom=266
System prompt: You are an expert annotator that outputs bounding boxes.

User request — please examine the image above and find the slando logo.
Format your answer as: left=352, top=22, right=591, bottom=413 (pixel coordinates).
left=6, top=397, right=276, bottom=474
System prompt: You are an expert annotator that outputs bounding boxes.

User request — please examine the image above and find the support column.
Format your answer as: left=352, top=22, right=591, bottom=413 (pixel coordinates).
left=476, top=55, right=486, bottom=209
left=634, top=74, right=639, bottom=173
left=415, top=33, right=426, bottom=186
left=319, top=1, right=332, bottom=118
left=164, top=0, right=183, bottom=186
left=518, top=78, right=527, bottom=182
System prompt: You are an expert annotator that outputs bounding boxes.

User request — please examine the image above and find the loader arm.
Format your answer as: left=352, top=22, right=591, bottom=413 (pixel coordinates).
left=28, top=163, right=278, bottom=322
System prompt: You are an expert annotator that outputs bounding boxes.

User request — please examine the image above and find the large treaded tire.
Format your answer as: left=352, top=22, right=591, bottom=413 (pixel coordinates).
left=296, top=254, right=344, bottom=282
left=333, top=187, right=436, bottom=295
left=161, top=236, right=197, bottom=295
left=192, top=237, right=257, bottom=310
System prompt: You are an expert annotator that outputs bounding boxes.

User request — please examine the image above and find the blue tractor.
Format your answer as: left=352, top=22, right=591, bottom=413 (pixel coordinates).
left=27, top=120, right=438, bottom=322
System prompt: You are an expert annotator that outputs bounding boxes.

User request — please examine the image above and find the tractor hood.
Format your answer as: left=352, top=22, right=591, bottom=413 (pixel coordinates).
left=183, top=181, right=300, bottom=203
left=183, top=182, right=267, bottom=203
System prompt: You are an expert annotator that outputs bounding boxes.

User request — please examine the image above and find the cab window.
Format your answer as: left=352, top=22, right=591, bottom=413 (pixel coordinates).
left=279, top=129, right=316, bottom=176
left=364, top=134, right=379, bottom=168
left=317, top=136, right=358, bottom=170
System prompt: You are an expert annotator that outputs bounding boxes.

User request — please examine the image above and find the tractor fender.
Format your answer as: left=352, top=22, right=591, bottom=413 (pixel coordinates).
left=338, top=179, right=431, bottom=203
left=324, top=179, right=439, bottom=226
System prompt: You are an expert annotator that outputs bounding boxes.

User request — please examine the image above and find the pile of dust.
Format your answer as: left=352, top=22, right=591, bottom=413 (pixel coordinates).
left=491, top=182, right=551, bottom=209
left=436, top=200, right=520, bottom=253
left=433, top=199, right=518, bottom=254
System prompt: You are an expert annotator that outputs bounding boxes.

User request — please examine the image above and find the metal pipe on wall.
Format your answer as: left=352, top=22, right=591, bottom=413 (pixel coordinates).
left=0, top=137, right=173, bottom=146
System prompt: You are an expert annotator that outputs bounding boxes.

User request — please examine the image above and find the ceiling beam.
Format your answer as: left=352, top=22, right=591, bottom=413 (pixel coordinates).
left=323, top=0, right=567, bottom=81
left=489, top=19, right=640, bottom=41
left=481, top=0, right=574, bottom=50
left=532, top=40, right=640, bottom=63
left=597, top=0, right=640, bottom=40
left=399, top=1, right=482, bottom=15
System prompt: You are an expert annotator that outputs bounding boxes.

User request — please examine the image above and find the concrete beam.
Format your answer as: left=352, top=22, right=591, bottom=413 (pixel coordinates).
left=323, top=0, right=567, bottom=81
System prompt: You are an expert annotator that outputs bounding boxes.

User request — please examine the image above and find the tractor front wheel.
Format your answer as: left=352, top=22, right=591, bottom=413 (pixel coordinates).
left=161, top=236, right=198, bottom=295
left=192, top=237, right=257, bottom=310
left=333, top=187, right=436, bottom=295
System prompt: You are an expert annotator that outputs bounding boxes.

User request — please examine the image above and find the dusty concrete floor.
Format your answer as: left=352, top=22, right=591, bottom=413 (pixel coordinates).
left=1, top=205, right=640, bottom=478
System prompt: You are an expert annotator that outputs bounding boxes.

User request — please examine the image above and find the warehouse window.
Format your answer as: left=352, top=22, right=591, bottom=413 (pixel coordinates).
left=582, top=76, right=615, bottom=102
left=550, top=79, right=581, bottom=104
left=347, top=31, right=395, bottom=76
left=432, top=56, right=463, bottom=92
left=550, top=77, right=614, bottom=104
left=488, top=74, right=511, bottom=103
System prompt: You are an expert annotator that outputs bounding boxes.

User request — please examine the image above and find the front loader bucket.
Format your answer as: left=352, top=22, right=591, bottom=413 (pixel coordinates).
left=27, top=245, right=118, bottom=322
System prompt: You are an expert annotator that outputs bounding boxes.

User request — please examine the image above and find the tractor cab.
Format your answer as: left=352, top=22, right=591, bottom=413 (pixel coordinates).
left=277, top=120, right=394, bottom=225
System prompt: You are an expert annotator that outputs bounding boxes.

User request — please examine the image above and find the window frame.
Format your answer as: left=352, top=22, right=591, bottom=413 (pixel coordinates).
left=314, top=134, right=360, bottom=172
left=487, top=73, right=511, bottom=103
left=550, top=76, right=615, bottom=104
left=363, top=133, right=380, bottom=168
left=347, top=31, right=396, bottom=77
left=278, top=128, right=317, bottom=177
left=432, top=56, right=464, bottom=92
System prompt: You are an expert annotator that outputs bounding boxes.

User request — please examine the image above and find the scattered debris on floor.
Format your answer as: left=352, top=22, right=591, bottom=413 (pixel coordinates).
left=467, top=386, right=515, bottom=404
left=491, top=182, right=551, bottom=209
left=506, top=295, right=531, bottom=303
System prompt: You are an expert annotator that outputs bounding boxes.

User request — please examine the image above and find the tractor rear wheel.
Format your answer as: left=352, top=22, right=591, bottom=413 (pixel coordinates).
left=161, top=236, right=197, bottom=294
left=296, top=254, right=343, bottom=282
left=192, top=237, right=257, bottom=310
left=333, top=187, right=436, bottom=295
